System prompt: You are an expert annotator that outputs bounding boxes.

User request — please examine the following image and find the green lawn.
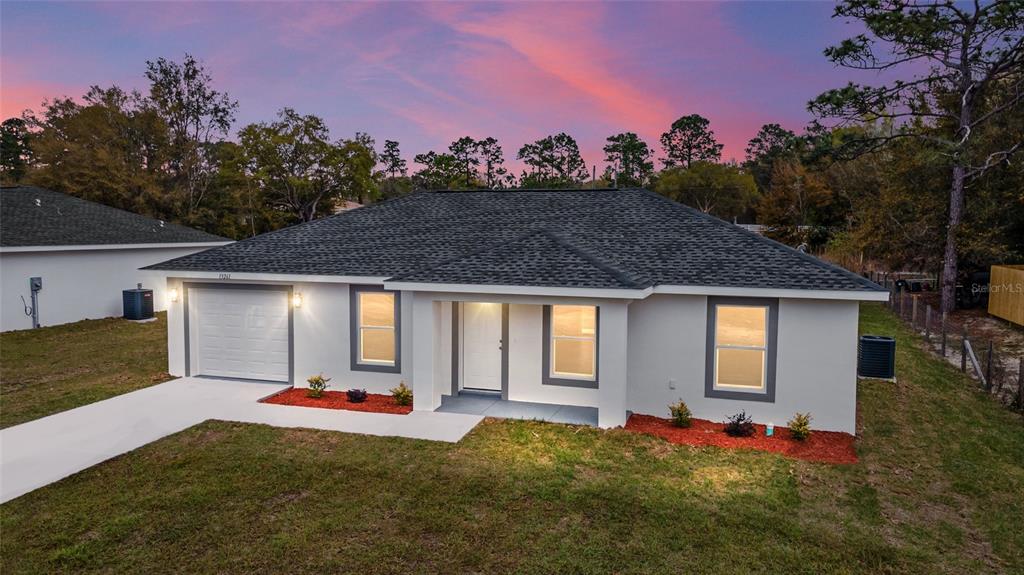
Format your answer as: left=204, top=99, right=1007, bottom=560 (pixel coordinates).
left=0, top=313, right=171, bottom=428
left=1, top=304, right=1022, bottom=574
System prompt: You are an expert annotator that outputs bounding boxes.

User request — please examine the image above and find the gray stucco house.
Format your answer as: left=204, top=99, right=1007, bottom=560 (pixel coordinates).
left=0, top=186, right=229, bottom=331
left=147, top=188, right=886, bottom=432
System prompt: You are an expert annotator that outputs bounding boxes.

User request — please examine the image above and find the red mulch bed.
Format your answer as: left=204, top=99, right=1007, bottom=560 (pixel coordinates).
left=625, top=414, right=857, bottom=464
left=260, top=388, right=412, bottom=415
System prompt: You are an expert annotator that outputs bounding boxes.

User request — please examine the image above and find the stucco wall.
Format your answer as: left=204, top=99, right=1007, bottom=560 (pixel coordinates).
left=164, top=280, right=860, bottom=431
left=0, top=246, right=215, bottom=332
left=504, top=303, right=601, bottom=407
left=627, top=294, right=859, bottom=432
left=167, top=279, right=415, bottom=394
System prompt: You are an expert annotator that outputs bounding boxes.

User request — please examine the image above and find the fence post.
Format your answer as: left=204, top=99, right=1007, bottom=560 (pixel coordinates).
left=941, top=312, right=948, bottom=356
left=985, top=341, right=994, bottom=392
left=924, top=305, right=932, bottom=342
left=961, top=327, right=968, bottom=372
left=911, top=295, right=919, bottom=329
left=1018, top=357, right=1023, bottom=413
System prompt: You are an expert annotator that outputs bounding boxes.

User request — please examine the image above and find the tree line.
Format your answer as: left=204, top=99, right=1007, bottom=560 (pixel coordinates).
left=0, top=55, right=768, bottom=236
left=1, top=1, right=1021, bottom=314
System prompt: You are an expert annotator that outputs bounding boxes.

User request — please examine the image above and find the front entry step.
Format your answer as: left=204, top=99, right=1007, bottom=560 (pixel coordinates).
left=438, top=395, right=597, bottom=426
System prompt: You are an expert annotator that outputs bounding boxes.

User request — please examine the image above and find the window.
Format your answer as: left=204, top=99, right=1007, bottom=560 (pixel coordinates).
left=714, top=305, right=767, bottom=389
left=350, top=287, right=400, bottom=373
left=705, top=298, right=777, bottom=401
left=543, top=305, right=598, bottom=387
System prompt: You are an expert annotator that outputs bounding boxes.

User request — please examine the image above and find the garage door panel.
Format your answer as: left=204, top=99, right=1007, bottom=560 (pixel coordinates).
left=191, top=288, right=290, bottom=382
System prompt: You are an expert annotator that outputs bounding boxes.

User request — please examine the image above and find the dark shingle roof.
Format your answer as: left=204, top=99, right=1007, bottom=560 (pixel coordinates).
left=147, top=188, right=883, bottom=293
left=0, top=186, right=229, bottom=247
left=392, top=228, right=653, bottom=290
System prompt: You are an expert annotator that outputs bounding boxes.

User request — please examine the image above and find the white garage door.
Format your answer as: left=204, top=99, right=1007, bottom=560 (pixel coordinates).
left=190, top=287, right=290, bottom=382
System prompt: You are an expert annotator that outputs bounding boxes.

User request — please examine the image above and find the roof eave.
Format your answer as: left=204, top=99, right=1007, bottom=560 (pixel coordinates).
left=653, top=284, right=889, bottom=302
left=0, top=241, right=231, bottom=254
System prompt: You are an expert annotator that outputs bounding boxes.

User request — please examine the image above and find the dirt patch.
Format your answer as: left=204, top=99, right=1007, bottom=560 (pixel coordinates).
left=624, top=414, right=857, bottom=464
left=261, top=388, right=412, bottom=415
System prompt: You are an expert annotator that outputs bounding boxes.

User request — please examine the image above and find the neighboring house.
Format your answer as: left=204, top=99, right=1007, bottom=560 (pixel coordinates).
left=0, top=186, right=231, bottom=331
left=147, top=189, right=886, bottom=432
left=334, top=200, right=363, bottom=213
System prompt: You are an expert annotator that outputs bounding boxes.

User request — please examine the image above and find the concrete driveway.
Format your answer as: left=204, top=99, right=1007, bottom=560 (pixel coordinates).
left=0, top=377, right=482, bottom=503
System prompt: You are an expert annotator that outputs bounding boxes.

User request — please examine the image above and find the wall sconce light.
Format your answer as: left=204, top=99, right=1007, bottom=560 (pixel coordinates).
left=169, top=288, right=179, bottom=303
left=292, top=293, right=303, bottom=308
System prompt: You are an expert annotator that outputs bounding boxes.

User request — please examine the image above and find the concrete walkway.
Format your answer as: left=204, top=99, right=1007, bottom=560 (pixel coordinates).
left=437, top=393, right=599, bottom=426
left=0, top=377, right=483, bottom=503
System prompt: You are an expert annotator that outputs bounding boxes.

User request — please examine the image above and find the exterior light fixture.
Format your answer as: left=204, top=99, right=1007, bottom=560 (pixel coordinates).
left=169, top=288, right=179, bottom=303
left=292, top=293, right=303, bottom=308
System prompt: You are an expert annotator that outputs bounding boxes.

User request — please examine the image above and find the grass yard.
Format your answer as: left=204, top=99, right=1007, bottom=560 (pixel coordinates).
left=2, top=304, right=1023, bottom=573
left=0, top=313, right=171, bottom=428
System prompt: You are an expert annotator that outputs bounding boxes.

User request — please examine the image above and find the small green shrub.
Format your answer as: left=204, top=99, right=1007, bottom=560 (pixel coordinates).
left=391, top=381, right=412, bottom=406
left=668, top=399, right=692, bottom=428
left=724, top=411, right=756, bottom=437
left=306, top=373, right=331, bottom=398
left=788, top=412, right=812, bottom=441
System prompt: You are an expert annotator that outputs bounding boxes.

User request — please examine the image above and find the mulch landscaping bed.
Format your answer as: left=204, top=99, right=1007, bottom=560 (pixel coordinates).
left=261, top=388, right=412, bottom=415
left=625, top=414, right=857, bottom=464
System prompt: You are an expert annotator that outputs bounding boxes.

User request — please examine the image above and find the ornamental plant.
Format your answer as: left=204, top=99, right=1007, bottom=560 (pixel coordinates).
left=668, top=400, right=692, bottom=428
left=306, top=373, right=331, bottom=398
left=788, top=412, right=812, bottom=441
left=346, top=388, right=368, bottom=403
left=724, top=411, right=756, bottom=437
left=391, top=381, right=412, bottom=406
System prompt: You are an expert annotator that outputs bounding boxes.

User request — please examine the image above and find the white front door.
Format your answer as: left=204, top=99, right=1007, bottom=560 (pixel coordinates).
left=190, top=287, right=290, bottom=382
left=462, top=302, right=503, bottom=391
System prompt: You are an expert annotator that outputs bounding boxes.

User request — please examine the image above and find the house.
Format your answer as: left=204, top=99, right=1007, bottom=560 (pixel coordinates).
left=0, top=186, right=231, bottom=331
left=147, top=189, right=887, bottom=432
left=334, top=199, right=364, bottom=213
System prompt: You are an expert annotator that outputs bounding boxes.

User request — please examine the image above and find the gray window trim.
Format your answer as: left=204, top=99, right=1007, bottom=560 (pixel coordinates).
left=542, top=304, right=599, bottom=389
left=349, top=285, right=402, bottom=374
left=450, top=302, right=459, bottom=396
left=182, top=282, right=294, bottom=385
left=704, top=296, right=778, bottom=402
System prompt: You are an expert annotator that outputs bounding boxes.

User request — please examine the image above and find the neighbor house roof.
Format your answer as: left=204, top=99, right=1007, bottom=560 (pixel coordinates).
left=147, top=188, right=883, bottom=294
left=0, top=186, right=229, bottom=248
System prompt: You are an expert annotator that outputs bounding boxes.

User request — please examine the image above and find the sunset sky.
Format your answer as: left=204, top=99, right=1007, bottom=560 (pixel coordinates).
left=0, top=1, right=887, bottom=172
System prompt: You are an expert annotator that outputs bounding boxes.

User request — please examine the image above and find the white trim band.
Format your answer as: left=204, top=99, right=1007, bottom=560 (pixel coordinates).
left=0, top=241, right=231, bottom=254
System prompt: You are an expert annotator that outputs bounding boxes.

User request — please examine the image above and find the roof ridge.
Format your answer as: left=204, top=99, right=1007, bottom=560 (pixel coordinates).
left=538, top=228, right=652, bottom=289
left=636, top=188, right=884, bottom=292
left=387, top=227, right=651, bottom=289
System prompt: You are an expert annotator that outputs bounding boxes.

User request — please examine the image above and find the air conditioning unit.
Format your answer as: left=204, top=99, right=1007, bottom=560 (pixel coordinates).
left=123, top=285, right=154, bottom=320
left=858, top=335, right=896, bottom=379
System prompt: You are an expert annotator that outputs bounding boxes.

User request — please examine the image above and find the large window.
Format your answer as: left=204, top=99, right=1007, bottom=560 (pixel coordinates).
left=350, top=287, right=400, bottom=373
left=543, top=305, right=598, bottom=387
left=714, top=305, right=767, bottom=389
left=705, top=298, right=777, bottom=401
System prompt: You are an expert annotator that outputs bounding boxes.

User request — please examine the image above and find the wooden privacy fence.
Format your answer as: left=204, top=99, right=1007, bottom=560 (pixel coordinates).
left=868, top=271, right=1024, bottom=415
left=989, top=264, right=1024, bottom=327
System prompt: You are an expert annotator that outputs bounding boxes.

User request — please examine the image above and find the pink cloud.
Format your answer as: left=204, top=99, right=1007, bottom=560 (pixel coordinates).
left=428, top=3, right=675, bottom=141
left=0, top=82, right=81, bottom=119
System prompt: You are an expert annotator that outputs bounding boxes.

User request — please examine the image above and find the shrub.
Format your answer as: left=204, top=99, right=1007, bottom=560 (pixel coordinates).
left=788, top=412, right=812, bottom=441
left=668, top=400, right=692, bottom=428
left=724, top=411, right=756, bottom=437
left=391, top=381, right=412, bottom=406
left=306, top=373, right=331, bottom=398
left=346, top=388, right=368, bottom=403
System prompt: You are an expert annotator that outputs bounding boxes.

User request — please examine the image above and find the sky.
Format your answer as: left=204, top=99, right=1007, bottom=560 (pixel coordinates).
left=0, top=1, right=887, bottom=172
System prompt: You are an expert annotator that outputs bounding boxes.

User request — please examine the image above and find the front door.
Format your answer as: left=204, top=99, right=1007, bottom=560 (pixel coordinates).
left=462, top=302, right=503, bottom=391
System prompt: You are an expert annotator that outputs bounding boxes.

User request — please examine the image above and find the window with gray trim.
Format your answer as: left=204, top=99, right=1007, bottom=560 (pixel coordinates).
left=705, top=297, right=777, bottom=402
left=350, top=285, right=401, bottom=373
left=542, top=305, right=599, bottom=389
